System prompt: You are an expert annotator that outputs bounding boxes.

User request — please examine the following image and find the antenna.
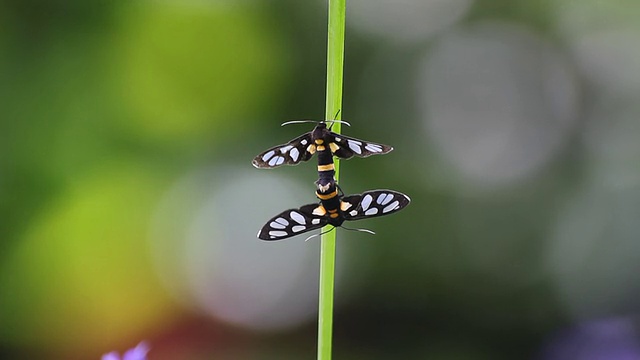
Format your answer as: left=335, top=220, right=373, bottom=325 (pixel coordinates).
left=341, top=226, right=376, bottom=235
left=281, top=119, right=320, bottom=127
left=325, top=119, right=351, bottom=127
left=305, top=227, right=336, bottom=241
left=326, top=109, right=351, bottom=129
left=281, top=119, right=351, bottom=127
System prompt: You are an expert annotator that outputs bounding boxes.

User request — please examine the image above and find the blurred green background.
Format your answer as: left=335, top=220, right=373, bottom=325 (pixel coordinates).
left=2, top=0, right=640, bottom=359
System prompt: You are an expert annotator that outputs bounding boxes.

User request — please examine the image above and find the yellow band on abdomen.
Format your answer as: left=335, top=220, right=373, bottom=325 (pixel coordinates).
left=316, top=189, right=338, bottom=200
left=317, top=164, right=335, bottom=172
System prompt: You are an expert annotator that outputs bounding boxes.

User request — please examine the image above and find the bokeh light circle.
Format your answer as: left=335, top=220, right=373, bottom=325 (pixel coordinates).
left=419, top=22, right=579, bottom=189
left=554, top=0, right=640, bottom=95
left=150, top=167, right=342, bottom=331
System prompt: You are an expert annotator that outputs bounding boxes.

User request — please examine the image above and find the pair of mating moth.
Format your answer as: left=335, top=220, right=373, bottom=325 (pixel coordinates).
left=253, top=120, right=410, bottom=241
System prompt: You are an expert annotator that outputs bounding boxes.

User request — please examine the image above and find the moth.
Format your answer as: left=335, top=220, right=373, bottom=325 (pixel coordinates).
left=252, top=120, right=393, bottom=169
left=257, top=188, right=411, bottom=241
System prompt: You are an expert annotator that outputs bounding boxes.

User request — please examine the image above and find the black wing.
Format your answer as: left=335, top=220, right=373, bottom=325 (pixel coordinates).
left=341, top=189, right=410, bottom=221
left=252, top=133, right=314, bottom=168
left=329, top=132, right=393, bottom=160
left=258, top=204, right=328, bottom=240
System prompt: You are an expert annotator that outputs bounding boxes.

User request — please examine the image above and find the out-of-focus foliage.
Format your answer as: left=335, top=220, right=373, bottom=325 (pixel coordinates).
left=1, top=0, right=640, bottom=359
left=0, top=162, right=174, bottom=351
left=111, top=2, right=290, bottom=145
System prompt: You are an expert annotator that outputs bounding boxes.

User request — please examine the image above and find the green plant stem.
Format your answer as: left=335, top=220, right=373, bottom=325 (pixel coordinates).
left=318, top=0, right=346, bottom=359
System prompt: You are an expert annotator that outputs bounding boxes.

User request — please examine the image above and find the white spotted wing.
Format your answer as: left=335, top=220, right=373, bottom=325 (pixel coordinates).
left=258, top=204, right=328, bottom=240
left=252, top=133, right=314, bottom=168
left=342, top=190, right=410, bottom=221
left=253, top=126, right=393, bottom=169
left=330, top=133, right=393, bottom=160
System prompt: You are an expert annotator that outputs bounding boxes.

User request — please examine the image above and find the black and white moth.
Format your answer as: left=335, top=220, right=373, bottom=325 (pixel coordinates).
left=257, top=188, right=410, bottom=241
left=252, top=121, right=393, bottom=169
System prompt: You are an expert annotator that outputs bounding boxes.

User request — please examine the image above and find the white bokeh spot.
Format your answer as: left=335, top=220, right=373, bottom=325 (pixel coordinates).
left=419, top=22, right=579, bottom=189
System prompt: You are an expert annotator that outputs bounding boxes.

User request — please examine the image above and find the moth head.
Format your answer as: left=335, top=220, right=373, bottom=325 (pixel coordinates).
left=316, top=181, right=332, bottom=193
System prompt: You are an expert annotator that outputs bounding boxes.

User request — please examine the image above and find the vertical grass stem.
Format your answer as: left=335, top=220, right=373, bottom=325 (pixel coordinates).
left=318, top=0, right=346, bottom=359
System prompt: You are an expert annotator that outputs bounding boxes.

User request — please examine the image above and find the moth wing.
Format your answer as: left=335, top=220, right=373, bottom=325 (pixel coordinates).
left=329, top=132, right=393, bottom=159
left=341, top=190, right=410, bottom=221
left=252, top=133, right=314, bottom=168
left=258, top=204, right=328, bottom=241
